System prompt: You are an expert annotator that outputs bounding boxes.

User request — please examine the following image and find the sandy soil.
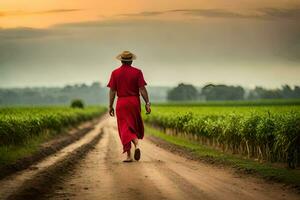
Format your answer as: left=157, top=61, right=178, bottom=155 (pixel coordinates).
left=45, top=116, right=300, bottom=200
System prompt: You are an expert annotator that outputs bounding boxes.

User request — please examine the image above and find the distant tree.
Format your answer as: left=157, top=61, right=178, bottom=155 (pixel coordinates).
left=282, top=85, right=294, bottom=98
left=248, top=86, right=282, bottom=99
left=0, top=81, right=106, bottom=106
left=247, top=85, right=300, bottom=100
left=79, top=83, right=88, bottom=89
left=2, top=90, right=19, bottom=104
left=62, top=85, right=73, bottom=92
left=201, top=84, right=244, bottom=101
left=56, top=95, right=69, bottom=104
left=294, top=86, right=300, bottom=98
left=71, top=99, right=85, bottom=109
left=91, top=82, right=101, bottom=88
left=167, top=83, right=198, bottom=101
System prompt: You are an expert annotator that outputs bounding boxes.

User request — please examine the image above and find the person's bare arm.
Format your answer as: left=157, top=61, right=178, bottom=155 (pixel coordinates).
left=109, top=89, right=116, bottom=116
left=139, top=86, right=151, bottom=114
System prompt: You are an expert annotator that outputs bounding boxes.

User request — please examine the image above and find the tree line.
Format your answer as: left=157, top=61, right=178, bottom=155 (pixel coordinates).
left=0, top=82, right=169, bottom=106
left=167, top=83, right=300, bottom=101
left=0, top=82, right=106, bottom=106
left=1, top=82, right=299, bottom=105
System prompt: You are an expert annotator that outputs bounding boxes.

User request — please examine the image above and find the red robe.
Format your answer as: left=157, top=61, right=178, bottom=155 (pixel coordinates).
left=107, top=64, right=147, bottom=153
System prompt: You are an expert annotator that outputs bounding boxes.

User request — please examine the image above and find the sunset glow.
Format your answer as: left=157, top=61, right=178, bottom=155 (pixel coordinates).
left=0, top=0, right=300, bottom=88
left=1, top=0, right=299, bottom=28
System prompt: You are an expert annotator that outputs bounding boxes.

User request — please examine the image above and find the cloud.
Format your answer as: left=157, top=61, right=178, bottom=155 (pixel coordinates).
left=117, top=9, right=250, bottom=18
left=35, top=9, right=83, bottom=14
left=170, top=8, right=300, bottom=19
left=0, top=9, right=83, bottom=17
left=0, top=11, right=300, bottom=88
left=259, top=8, right=300, bottom=19
left=53, top=20, right=120, bottom=28
left=118, top=11, right=164, bottom=17
left=53, top=18, right=165, bottom=28
left=170, top=9, right=255, bottom=18
left=118, top=7, right=300, bottom=20
left=0, top=27, right=56, bottom=39
left=52, top=9, right=251, bottom=28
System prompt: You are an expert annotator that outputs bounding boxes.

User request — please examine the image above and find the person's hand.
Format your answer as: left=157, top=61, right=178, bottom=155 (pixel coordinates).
left=145, top=104, right=151, bottom=114
left=109, top=106, right=114, bottom=117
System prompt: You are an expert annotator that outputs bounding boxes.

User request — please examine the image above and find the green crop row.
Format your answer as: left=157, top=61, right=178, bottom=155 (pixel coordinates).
left=143, top=106, right=300, bottom=168
left=0, top=107, right=107, bottom=145
left=153, top=99, right=300, bottom=107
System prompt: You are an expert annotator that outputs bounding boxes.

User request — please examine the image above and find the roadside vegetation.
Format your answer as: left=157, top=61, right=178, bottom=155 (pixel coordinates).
left=143, top=100, right=300, bottom=185
left=145, top=125, right=300, bottom=186
left=0, top=106, right=106, bottom=166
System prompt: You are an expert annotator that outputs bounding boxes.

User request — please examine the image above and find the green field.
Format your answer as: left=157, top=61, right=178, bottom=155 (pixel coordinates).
left=143, top=102, right=300, bottom=168
left=0, top=106, right=107, bottom=166
left=0, top=106, right=107, bottom=145
left=152, top=99, right=300, bottom=107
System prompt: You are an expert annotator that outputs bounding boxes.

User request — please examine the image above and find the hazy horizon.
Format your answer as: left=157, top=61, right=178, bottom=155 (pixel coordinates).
left=1, top=0, right=300, bottom=89
left=0, top=80, right=298, bottom=91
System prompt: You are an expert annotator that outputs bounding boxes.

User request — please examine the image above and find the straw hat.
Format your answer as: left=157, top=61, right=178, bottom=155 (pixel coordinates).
left=116, top=51, right=137, bottom=61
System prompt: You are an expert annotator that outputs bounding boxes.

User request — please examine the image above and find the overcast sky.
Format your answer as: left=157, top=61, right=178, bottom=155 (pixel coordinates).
left=0, top=0, right=300, bottom=88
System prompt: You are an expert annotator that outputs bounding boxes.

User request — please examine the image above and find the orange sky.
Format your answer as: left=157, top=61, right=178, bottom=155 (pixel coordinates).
left=0, top=1, right=300, bottom=88
left=1, top=0, right=299, bottom=28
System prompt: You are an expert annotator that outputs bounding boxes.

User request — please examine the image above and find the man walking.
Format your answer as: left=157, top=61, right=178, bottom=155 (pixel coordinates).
left=107, top=51, right=151, bottom=162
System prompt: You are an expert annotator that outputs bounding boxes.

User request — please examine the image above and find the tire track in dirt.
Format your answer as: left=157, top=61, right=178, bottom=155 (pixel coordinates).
left=45, top=117, right=300, bottom=200
left=46, top=117, right=166, bottom=200
left=104, top=125, right=166, bottom=200
left=0, top=118, right=100, bottom=180
left=0, top=117, right=107, bottom=200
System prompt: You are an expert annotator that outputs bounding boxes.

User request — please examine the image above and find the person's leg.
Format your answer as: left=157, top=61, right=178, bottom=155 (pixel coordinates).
left=132, top=138, right=141, bottom=161
left=126, top=150, right=131, bottom=159
left=132, top=138, right=139, bottom=148
left=123, top=149, right=133, bottom=162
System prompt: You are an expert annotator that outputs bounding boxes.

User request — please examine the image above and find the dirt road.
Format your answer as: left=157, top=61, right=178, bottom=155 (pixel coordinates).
left=42, top=116, right=299, bottom=200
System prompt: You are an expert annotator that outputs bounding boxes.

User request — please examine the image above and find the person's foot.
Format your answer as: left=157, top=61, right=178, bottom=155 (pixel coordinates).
left=134, top=148, right=141, bottom=161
